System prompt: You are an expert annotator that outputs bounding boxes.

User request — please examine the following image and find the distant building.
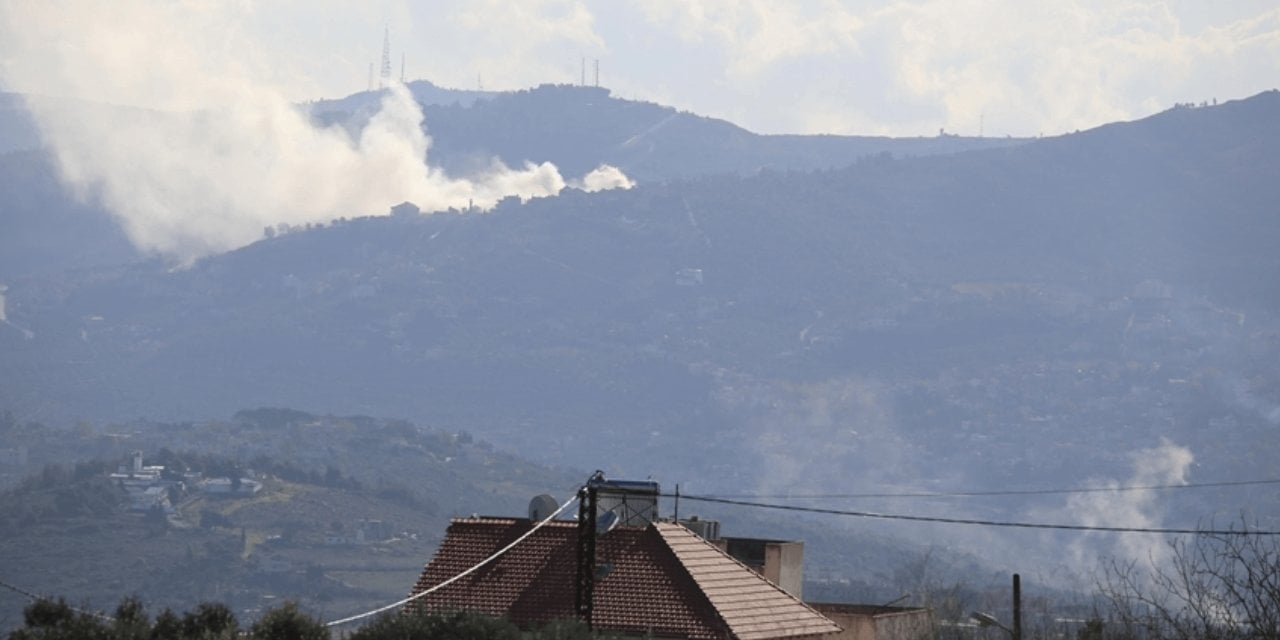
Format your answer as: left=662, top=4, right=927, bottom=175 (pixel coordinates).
left=129, top=485, right=172, bottom=513
left=354, top=519, right=393, bottom=544
left=202, top=477, right=262, bottom=496
left=390, top=201, right=420, bottom=217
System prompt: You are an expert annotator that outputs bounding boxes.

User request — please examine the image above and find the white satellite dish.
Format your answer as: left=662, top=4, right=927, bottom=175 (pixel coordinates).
left=596, top=510, right=620, bottom=536
left=528, top=494, right=559, bottom=521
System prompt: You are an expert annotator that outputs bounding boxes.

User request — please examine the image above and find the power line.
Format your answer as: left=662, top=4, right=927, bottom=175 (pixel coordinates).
left=668, top=494, right=1280, bottom=536
left=323, top=492, right=579, bottom=628
left=698, top=478, right=1280, bottom=500
left=0, top=577, right=116, bottom=622
left=0, top=578, right=46, bottom=602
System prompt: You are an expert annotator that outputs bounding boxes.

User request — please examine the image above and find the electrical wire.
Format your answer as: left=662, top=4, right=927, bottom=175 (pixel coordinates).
left=0, top=577, right=116, bottom=622
left=697, top=478, right=1280, bottom=500
left=323, top=491, right=579, bottom=628
left=667, top=494, right=1280, bottom=536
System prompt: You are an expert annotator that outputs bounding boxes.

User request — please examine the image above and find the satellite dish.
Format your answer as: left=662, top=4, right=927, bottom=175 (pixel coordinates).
left=596, top=510, right=620, bottom=536
left=528, top=494, right=559, bottom=521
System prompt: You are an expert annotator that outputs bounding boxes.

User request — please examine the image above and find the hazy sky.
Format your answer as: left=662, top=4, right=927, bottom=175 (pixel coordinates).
left=4, top=1, right=1275, bottom=137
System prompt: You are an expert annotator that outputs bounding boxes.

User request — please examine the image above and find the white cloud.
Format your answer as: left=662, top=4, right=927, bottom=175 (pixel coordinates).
left=628, top=1, right=865, bottom=80
left=612, top=1, right=1280, bottom=136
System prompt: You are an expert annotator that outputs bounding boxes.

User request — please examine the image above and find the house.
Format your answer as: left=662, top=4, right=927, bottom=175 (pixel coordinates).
left=684, top=522, right=932, bottom=640
left=129, top=485, right=172, bottom=513
left=406, top=517, right=841, bottom=640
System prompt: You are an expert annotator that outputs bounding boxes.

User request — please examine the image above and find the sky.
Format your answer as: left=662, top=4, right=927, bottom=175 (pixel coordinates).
left=4, top=0, right=1276, bottom=138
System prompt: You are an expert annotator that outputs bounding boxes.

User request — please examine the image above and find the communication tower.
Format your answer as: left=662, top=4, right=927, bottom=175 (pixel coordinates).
left=379, top=26, right=392, bottom=88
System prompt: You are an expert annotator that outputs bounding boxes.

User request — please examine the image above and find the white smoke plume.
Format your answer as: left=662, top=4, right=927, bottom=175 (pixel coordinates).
left=572, top=165, right=636, bottom=192
left=0, top=3, right=632, bottom=262
left=1060, top=438, right=1194, bottom=569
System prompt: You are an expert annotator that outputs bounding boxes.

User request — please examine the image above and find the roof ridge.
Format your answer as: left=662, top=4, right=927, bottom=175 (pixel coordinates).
left=653, top=522, right=841, bottom=639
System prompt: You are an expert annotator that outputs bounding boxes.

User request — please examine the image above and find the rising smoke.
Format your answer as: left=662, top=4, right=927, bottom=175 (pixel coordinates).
left=0, top=2, right=632, bottom=262
left=1058, top=438, right=1194, bottom=570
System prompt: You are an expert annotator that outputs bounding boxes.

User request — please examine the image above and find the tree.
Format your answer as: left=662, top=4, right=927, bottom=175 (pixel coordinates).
left=249, top=602, right=328, bottom=640
left=8, top=599, right=112, bottom=640
left=1095, top=518, right=1280, bottom=640
left=345, top=610, right=520, bottom=640
left=180, top=602, right=238, bottom=639
left=111, top=596, right=150, bottom=640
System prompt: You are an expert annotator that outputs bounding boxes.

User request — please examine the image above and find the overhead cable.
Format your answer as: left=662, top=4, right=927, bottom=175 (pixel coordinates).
left=699, top=478, right=1280, bottom=500
left=0, top=577, right=116, bottom=622
left=669, top=494, right=1280, bottom=536
left=323, top=492, right=579, bottom=628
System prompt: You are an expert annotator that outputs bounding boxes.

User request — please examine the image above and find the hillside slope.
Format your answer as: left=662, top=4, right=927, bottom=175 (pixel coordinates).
left=2, top=92, right=1278, bottom=582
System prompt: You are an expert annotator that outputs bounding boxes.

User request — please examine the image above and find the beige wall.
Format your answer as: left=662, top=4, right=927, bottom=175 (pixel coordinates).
left=810, top=606, right=932, bottom=640
left=762, top=541, right=804, bottom=599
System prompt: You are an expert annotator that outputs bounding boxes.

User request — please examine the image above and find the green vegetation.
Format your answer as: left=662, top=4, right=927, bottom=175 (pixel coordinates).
left=0, top=463, right=123, bottom=533
left=0, top=417, right=581, bottom=635
left=6, top=598, right=620, bottom=640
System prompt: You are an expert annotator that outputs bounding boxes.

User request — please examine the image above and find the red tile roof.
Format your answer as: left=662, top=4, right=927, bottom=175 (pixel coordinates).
left=406, top=517, right=840, bottom=640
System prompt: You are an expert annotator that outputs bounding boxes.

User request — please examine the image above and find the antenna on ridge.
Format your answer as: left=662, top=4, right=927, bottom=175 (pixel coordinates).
left=400, top=52, right=406, bottom=83
left=379, top=26, right=392, bottom=88
left=580, top=56, right=586, bottom=86
left=594, top=59, right=599, bottom=87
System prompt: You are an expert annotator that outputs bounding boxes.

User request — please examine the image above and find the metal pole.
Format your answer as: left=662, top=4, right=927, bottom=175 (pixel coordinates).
left=1012, top=573, right=1022, bottom=640
left=575, top=483, right=598, bottom=628
left=674, top=484, right=680, bottom=521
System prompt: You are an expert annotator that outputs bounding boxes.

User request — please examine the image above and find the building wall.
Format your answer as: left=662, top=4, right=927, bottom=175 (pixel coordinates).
left=810, top=605, right=932, bottom=640
left=763, top=541, right=804, bottom=599
left=720, top=537, right=806, bottom=599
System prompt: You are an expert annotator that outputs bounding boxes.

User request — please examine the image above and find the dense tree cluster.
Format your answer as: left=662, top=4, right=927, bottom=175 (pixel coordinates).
left=6, top=598, right=618, bottom=640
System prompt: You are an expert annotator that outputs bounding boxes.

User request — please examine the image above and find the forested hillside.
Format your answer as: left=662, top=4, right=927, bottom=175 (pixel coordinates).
left=2, top=90, right=1278, bottom=618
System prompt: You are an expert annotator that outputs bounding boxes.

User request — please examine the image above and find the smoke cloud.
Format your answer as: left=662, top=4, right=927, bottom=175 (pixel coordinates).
left=1060, top=438, right=1194, bottom=569
left=0, top=2, right=632, bottom=262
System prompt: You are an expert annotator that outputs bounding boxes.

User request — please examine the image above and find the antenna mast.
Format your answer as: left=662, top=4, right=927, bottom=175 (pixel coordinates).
left=400, top=52, right=406, bottom=83
left=379, top=26, right=392, bottom=88
left=594, top=59, right=599, bottom=87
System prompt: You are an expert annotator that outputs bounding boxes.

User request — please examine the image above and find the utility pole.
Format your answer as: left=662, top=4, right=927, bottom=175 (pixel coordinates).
left=575, top=473, right=602, bottom=628
left=1012, top=573, right=1022, bottom=640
